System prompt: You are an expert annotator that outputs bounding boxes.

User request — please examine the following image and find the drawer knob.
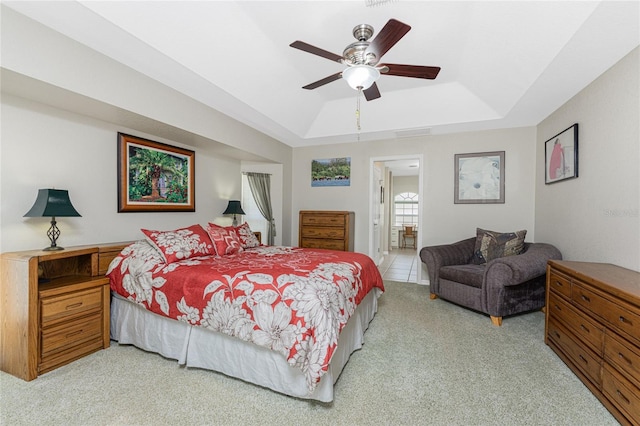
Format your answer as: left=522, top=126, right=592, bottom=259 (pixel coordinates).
left=554, top=280, right=563, bottom=287
left=580, top=324, right=589, bottom=333
left=578, top=354, right=588, bottom=364
left=581, top=294, right=590, bottom=303
left=618, top=315, right=631, bottom=325
left=616, top=389, right=630, bottom=405
left=66, top=302, right=83, bottom=310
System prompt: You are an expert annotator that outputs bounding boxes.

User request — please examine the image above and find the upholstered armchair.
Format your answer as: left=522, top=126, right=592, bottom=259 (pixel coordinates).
left=420, top=236, right=562, bottom=326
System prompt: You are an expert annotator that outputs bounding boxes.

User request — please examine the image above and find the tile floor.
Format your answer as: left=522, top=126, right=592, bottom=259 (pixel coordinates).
left=377, top=247, right=419, bottom=282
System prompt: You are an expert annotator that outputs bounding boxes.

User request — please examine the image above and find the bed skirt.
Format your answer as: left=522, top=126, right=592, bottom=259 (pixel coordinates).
left=110, top=288, right=381, bottom=402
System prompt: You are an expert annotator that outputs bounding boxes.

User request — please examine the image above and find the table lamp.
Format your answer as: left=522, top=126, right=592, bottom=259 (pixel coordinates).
left=223, top=200, right=245, bottom=227
left=24, top=188, right=81, bottom=251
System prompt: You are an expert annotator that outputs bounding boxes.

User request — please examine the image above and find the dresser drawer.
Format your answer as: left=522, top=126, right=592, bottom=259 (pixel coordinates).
left=41, top=287, right=103, bottom=326
left=548, top=292, right=604, bottom=355
left=41, top=313, right=102, bottom=358
left=602, top=363, right=640, bottom=421
left=300, top=239, right=346, bottom=251
left=548, top=318, right=602, bottom=387
left=548, top=270, right=572, bottom=299
left=301, top=214, right=346, bottom=227
left=572, top=283, right=640, bottom=342
left=605, top=332, right=640, bottom=389
left=301, top=227, right=345, bottom=239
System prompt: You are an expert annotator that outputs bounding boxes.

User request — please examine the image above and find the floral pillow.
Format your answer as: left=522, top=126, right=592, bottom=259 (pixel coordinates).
left=235, top=222, right=261, bottom=248
left=141, top=224, right=215, bottom=264
left=472, top=228, right=527, bottom=264
left=206, top=223, right=244, bottom=255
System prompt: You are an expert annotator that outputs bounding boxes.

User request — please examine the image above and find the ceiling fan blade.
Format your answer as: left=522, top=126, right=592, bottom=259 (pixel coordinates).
left=290, top=41, right=343, bottom=63
left=302, top=72, right=343, bottom=90
left=366, top=19, right=411, bottom=62
left=383, top=64, right=441, bottom=79
left=363, top=83, right=381, bottom=101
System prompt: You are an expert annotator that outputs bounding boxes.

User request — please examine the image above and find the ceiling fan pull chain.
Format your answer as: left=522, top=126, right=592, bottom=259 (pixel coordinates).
left=356, top=87, right=362, bottom=131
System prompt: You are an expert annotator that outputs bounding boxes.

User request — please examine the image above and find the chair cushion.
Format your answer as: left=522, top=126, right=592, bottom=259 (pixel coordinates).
left=472, top=228, right=527, bottom=264
left=439, top=264, right=485, bottom=288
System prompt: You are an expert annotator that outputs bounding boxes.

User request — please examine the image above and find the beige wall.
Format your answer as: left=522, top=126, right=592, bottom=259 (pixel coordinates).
left=0, top=9, right=293, bottom=252
left=535, top=47, right=639, bottom=271
left=0, top=94, right=239, bottom=252
left=392, top=176, right=419, bottom=198
left=292, top=126, right=538, bottom=257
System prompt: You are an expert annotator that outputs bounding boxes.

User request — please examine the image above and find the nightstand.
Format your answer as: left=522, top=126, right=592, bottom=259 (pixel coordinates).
left=0, top=246, right=110, bottom=380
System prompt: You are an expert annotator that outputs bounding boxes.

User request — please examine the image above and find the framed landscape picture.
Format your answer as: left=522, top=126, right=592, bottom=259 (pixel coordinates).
left=545, top=123, right=578, bottom=184
left=117, top=133, right=195, bottom=212
left=454, top=151, right=505, bottom=204
left=311, top=157, right=351, bottom=187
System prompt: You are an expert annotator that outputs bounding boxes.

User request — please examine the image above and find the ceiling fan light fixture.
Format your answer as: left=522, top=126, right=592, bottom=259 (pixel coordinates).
left=342, top=65, right=380, bottom=90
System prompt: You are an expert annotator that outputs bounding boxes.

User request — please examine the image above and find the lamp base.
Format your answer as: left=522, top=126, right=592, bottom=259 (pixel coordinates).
left=45, top=218, right=64, bottom=251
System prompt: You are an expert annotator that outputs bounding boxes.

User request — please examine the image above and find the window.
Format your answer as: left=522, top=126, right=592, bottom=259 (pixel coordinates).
left=241, top=174, right=268, bottom=238
left=394, top=192, right=418, bottom=226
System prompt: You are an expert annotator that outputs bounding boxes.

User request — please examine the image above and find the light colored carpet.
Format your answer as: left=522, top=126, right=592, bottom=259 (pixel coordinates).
left=0, top=281, right=618, bottom=426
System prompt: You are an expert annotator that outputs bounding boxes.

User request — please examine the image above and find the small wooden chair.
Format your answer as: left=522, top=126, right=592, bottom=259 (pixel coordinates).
left=402, top=225, right=416, bottom=249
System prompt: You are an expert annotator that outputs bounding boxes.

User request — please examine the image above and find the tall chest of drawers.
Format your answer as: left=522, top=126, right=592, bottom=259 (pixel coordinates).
left=299, top=210, right=354, bottom=252
left=545, top=260, right=640, bottom=425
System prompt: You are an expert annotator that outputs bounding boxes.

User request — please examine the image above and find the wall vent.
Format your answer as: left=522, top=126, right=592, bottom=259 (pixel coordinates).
left=394, top=128, right=432, bottom=138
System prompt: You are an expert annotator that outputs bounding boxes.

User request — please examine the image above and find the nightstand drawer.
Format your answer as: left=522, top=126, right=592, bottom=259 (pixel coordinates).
left=41, top=287, right=102, bottom=325
left=39, top=338, right=104, bottom=375
left=41, top=313, right=102, bottom=358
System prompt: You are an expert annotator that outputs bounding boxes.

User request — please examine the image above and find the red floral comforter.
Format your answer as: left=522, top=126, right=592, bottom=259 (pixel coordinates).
left=107, top=242, right=384, bottom=392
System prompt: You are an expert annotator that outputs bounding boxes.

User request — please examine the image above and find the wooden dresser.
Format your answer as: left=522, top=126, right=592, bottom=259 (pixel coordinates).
left=299, top=210, right=354, bottom=252
left=0, top=243, right=127, bottom=381
left=545, top=260, right=640, bottom=425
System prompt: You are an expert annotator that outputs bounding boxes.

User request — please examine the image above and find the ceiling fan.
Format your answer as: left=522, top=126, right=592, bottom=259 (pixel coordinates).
left=290, top=19, right=441, bottom=101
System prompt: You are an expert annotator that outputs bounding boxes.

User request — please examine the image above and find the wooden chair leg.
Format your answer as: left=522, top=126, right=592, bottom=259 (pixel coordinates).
left=429, top=293, right=438, bottom=300
left=490, top=316, right=503, bottom=326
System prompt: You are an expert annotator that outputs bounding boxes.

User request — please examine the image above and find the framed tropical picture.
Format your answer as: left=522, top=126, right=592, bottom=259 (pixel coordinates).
left=454, top=151, right=505, bottom=204
left=117, top=133, right=195, bottom=212
left=544, top=123, right=578, bottom=184
left=311, top=157, right=351, bottom=187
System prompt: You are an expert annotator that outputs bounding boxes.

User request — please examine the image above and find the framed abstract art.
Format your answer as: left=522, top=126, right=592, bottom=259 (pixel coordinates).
left=454, top=151, right=505, bottom=204
left=544, top=123, right=578, bottom=184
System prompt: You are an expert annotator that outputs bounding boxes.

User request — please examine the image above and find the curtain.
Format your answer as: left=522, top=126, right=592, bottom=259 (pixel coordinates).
left=245, top=172, right=276, bottom=245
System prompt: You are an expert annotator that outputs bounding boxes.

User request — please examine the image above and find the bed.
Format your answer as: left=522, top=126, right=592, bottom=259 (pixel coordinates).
left=106, top=223, right=384, bottom=402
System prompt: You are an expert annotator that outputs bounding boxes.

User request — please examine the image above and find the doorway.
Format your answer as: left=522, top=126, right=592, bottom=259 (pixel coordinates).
left=369, top=154, right=424, bottom=284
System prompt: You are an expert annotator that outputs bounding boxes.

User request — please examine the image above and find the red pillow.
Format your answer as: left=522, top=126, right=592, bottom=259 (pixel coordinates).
left=141, top=224, right=214, bottom=264
left=235, top=222, right=261, bottom=248
left=206, top=223, right=244, bottom=255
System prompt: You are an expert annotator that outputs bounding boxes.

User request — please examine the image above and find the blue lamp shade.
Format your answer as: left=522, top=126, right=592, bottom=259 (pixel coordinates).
left=24, top=189, right=81, bottom=251
left=222, top=200, right=245, bottom=227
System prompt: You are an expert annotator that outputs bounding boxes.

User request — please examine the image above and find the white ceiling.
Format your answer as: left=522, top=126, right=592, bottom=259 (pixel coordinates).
left=3, top=1, right=639, bottom=151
